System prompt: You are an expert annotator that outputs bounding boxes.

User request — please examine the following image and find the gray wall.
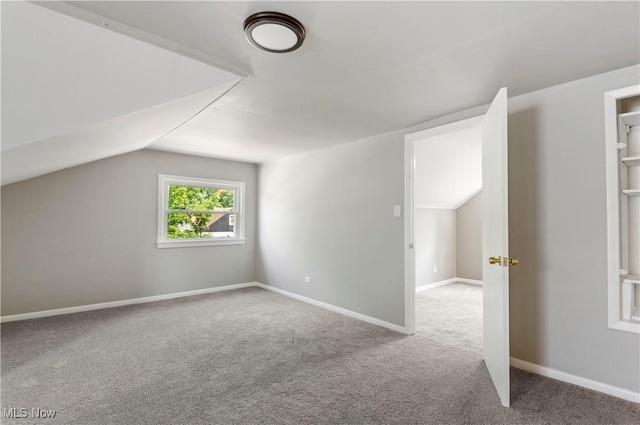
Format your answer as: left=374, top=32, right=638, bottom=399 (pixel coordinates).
left=256, top=135, right=405, bottom=326
left=456, top=191, right=482, bottom=280
left=257, top=65, right=640, bottom=393
left=256, top=104, right=489, bottom=328
left=2, top=65, right=638, bottom=393
left=414, top=208, right=456, bottom=287
left=508, top=66, right=640, bottom=393
left=1, top=150, right=257, bottom=315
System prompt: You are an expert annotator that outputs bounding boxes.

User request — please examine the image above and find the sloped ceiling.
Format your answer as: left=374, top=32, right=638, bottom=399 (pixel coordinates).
left=2, top=85, right=237, bottom=185
left=2, top=1, right=640, bottom=184
left=58, top=0, right=640, bottom=162
left=0, top=1, right=240, bottom=185
left=414, top=120, right=482, bottom=209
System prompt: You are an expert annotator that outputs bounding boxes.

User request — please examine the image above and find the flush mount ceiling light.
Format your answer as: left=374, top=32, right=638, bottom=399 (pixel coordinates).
left=243, top=12, right=305, bottom=53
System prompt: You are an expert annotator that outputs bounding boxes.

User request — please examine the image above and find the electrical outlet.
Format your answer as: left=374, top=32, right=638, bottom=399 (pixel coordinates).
left=434, top=266, right=437, bottom=273
left=304, top=277, right=311, bottom=283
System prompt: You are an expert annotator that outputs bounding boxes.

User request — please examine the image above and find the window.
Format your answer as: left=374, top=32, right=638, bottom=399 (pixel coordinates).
left=157, top=175, right=245, bottom=248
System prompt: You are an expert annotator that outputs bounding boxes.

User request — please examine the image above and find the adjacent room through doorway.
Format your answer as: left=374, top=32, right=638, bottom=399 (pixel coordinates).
left=410, top=117, right=484, bottom=355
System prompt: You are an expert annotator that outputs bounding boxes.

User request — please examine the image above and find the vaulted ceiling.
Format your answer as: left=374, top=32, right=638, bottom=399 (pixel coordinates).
left=2, top=1, right=639, bottom=185
left=414, top=118, right=482, bottom=209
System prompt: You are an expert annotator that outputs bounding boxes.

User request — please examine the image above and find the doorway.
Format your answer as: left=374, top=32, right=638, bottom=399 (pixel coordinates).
left=406, top=116, right=484, bottom=354
left=404, top=88, right=512, bottom=407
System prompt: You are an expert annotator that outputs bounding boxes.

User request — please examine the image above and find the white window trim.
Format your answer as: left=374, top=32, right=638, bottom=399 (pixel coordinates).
left=604, top=86, right=640, bottom=334
left=157, top=174, right=246, bottom=248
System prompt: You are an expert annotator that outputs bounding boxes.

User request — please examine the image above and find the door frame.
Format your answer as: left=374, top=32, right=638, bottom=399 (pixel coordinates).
left=403, top=115, right=485, bottom=335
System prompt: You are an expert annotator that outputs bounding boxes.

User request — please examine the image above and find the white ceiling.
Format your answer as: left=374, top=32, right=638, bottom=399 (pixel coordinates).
left=2, top=1, right=639, bottom=183
left=0, top=1, right=239, bottom=184
left=414, top=120, right=482, bottom=209
left=2, top=1, right=239, bottom=149
left=2, top=85, right=237, bottom=185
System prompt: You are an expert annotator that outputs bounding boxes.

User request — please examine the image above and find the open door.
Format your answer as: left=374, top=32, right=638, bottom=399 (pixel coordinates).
left=482, top=87, right=513, bottom=407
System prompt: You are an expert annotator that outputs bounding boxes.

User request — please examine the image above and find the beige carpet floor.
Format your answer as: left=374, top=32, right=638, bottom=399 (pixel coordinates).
left=2, top=287, right=639, bottom=424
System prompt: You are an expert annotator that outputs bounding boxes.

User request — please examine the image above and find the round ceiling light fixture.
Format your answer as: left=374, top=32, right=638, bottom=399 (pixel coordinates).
left=243, top=12, right=305, bottom=53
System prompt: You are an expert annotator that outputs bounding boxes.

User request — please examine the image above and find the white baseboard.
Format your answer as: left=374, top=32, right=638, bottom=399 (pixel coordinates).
left=456, top=278, right=483, bottom=286
left=510, top=357, right=640, bottom=403
left=416, top=278, right=457, bottom=293
left=4, top=281, right=410, bottom=336
left=416, top=277, right=482, bottom=293
left=7, top=281, right=635, bottom=403
left=0, top=282, right=258, bottom=323
left=255, top=282, right=409, bottom=335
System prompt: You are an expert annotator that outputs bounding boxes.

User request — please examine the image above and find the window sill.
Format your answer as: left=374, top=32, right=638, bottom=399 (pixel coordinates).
left=609, top=320, right=640, bottom=334
left=156, top=238, right=246, bottom=249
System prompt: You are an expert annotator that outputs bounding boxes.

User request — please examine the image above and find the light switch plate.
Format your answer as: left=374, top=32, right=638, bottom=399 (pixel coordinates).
left=393, top=205, right=401, bottom=217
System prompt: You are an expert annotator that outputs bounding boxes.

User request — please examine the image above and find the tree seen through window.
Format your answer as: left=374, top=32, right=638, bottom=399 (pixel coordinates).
left=167, top=185, right=234, bottom=239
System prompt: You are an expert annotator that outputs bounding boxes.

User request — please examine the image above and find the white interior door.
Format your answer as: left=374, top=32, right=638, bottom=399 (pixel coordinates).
left=482, top=87, right=511, bottom=407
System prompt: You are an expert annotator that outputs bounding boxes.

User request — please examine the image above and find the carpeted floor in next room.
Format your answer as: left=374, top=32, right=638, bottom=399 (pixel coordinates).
left=1, top=287, right=638, bottom=425
left=415, top=282, right=484, bottom=355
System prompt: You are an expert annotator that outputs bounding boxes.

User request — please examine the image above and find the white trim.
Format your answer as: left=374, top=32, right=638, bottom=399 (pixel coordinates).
left=157, top=238, right=246, bottom=248
left=2, top=282, right=412, bottom=336
left=157, top=174, right=245, bottom=248
left=510, top=357, right=640, bottom=404
left=405, top=115, right=485, bottom=338
left=609, top=320, right=640, bottom=333
left=255, top=283, right=409, bottom=335
left=416, top=278, right=457, bottom=292
left=404, top=136, right=416, bottom=335
left=604, top=85, right=640, bottom=334
left=416, top=278, right=483, bottom=293
left=605, top=87, right=622, bottom=329
left=414, top=206, right=456, bottom=210
left=456, top=278, right=483, bottom=286
left=0, top=282, right=257, bottom=323
left=33, top=1, right=249, bottom=77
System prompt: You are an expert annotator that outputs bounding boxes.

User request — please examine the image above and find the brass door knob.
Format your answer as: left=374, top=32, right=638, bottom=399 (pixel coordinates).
left=489, top=256, right=519, bottom=266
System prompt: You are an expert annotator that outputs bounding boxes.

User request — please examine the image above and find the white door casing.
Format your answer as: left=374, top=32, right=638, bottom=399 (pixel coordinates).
left=404, top=90, right=510, bottom=407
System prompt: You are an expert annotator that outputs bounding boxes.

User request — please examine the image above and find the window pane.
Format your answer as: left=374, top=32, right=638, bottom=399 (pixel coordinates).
left=167, top=212, right=235, bottom=239
left=168, top=185, right=234, bottom=211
